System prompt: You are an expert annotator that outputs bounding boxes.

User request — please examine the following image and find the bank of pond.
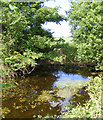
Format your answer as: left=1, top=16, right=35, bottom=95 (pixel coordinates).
left=2, top=63, right=102, bottom=119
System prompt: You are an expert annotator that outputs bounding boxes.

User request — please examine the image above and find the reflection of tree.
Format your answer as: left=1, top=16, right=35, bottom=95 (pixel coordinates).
left=35, top=90, right=54, bottom=102
left=70, top=87, right=90, bottom=106
left=33, top=102, right=61, bottom=117
left=54, top=79, right=84, bottom=111
left=18, top=72, right=57, bottom=92
left=2, top=71, right=58, bottom=118
left=2, top=65, right=91, bottom=118
left=63, top=64, right=91, bottom=77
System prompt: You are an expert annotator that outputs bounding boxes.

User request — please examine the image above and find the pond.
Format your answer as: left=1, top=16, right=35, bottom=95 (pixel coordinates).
left=2, top=64, right=92, bottom=118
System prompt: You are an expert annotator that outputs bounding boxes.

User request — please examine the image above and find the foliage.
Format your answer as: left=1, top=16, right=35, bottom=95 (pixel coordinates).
left=54, top=37, right=77, bottom=62
left=61, top=76, right=102, bottom=118
left=0, top=63, right=17, bottom=78
left=67, top=1, right=103, bottom=69
left=1, top=107, right=11, bottom=118
left=62, top=42, right=77, bottom=62
left=2, top=78, right=18, bottom=91
left=1, top=1, right=66, bottom=75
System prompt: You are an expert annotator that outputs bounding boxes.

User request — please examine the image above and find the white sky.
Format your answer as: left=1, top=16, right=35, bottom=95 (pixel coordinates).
left=42, top=0, right=72, bottom=37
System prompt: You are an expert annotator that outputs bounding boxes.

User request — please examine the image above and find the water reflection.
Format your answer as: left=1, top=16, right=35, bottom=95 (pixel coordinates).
left=51, top=71, right=86, bottom=111
left=53, top=71, right=88, bottom=87
left=2, top=65, right=91, bottom=118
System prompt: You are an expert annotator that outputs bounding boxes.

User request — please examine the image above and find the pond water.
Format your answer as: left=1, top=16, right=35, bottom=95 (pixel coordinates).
left=2, top=64, right=92, bottom=118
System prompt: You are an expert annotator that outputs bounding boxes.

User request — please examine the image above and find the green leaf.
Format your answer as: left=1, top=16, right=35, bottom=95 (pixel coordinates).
left=10, top=13, right=22, bottom=25
left=9, top=4, right=17, bottom=10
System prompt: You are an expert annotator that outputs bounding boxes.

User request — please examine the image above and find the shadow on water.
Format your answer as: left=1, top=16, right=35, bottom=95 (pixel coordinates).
left=2, top=64, right=92, bottom=118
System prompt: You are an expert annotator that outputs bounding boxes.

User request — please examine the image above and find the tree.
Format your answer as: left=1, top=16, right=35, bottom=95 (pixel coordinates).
left=67, top=1, right=102, bottom=69
left=1, top=1, right=66, bottom=75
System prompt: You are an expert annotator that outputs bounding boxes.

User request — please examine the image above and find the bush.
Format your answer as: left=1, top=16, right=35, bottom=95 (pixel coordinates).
left=68, top=1, right=102, bottom=69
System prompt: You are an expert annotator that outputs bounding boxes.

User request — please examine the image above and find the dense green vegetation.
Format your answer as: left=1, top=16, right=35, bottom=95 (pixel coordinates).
left=1, top=0, right=102, bottom=119
left=1, top=1, right=102, bottom=77
left=67, top=1, right=102, bottom=70
left=1, top=1, right=66, bottom=77
left=55, top=37, right=77, bottom=63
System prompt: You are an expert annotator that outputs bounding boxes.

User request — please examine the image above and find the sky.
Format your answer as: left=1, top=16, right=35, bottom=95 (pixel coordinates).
left=42, top=0, right=72, bottom=37
left=53, top=71, right=88, bottom=87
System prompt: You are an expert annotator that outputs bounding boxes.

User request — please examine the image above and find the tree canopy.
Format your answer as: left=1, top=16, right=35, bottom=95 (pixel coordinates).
left=1, top=1, right=66, bottom=74
left=67, top=1, right=102, bottom=69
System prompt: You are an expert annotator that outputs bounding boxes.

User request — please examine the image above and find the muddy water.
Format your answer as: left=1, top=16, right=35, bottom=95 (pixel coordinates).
left=2, top=64, right=92, bottom=118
